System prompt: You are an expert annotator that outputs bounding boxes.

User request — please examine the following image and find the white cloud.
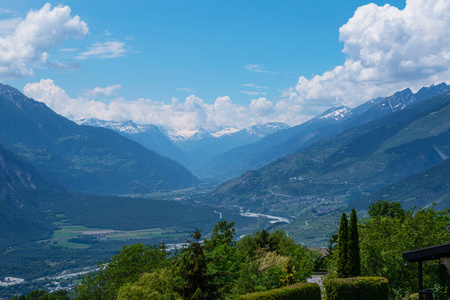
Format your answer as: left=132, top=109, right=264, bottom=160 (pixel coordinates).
left=287, top=0, right=450, bottom=111
left=244, top=64, right=277, bottom=74
left=0, top=17, right=21, bottom=36
left=84, top=84, right=122, bottom=97
left=249, top=97, right=274, bottom=115
left=24, top=79, right=287, bottom=132
left=243, top=83, right=269, bottom=89
left=0, top=3, right=88, bottom=79
left=40, top=52, right=79, bottom=70
left=77, top=40, right=128, bottom=59
left=240, top=91, right=267, bottom=96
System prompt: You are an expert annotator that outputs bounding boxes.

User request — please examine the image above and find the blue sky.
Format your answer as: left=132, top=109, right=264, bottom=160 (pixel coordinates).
left=1, top=0, right=448, bottom=135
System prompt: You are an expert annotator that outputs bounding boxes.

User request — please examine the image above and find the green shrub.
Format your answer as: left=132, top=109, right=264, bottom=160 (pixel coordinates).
left=324, top=276, right=389, bottom=300
left=237, top=283, right=320, bottom=300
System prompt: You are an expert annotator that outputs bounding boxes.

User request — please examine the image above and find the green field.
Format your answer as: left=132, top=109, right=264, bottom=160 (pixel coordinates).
left=48, top=223, right=183, bottom=248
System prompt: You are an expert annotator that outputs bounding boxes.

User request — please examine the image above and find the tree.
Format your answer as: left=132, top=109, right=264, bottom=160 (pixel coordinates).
left=336, top=212, right=348, bottom=278
left=204, top=219, right=235, bottom=250
left=176, top=228, right=216, bottom=299
left=74, top=243, right=168, bottom=299
left=204, top=220, right=240, bottom=295
left=359, top=206, right=450, bottom=295
left=347, top=208, right=360, bottom=277
left=117, top=269, right=180, bottom=300
left=368, top=200, right=405, bottom=220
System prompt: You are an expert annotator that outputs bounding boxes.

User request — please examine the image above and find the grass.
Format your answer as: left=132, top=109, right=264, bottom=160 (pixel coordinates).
left=49, top=223, right=180, bottom=247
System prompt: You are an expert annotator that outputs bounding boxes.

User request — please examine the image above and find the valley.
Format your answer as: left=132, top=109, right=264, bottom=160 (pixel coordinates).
left=1, top=82, right=450, bottom=298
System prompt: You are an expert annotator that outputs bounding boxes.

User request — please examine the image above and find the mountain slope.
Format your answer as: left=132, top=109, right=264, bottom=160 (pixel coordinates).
left=199, top=83, right=450, bottom=182
left=207, top=90, right=450, bottom=215
left=77, top=119, right=194, bottom=169
left=356, top=153, right=450, bottom=211
left=173, top=122, right=290, bottom=167
left=0, top=144, right=62, bottom=249
left=0, top=84, right=199, bottom=194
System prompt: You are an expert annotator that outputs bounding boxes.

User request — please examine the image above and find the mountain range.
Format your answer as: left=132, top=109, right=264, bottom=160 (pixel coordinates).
left=196, top=83, right=450, bottom=182
left=77, top=118, right=289, bottom=177
left=0, top=83, right=199, bottom=195
left=207, top=86, right=450, bottom=217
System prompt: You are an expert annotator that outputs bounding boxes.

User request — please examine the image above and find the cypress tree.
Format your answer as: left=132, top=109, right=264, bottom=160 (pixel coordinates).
left=336, top=212, right=348, bottom=278
left=347, top=208, right=361, bottom=277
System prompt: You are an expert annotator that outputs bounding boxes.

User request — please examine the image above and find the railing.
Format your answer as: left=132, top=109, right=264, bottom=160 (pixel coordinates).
left=419, top=288, right=434, bottom=300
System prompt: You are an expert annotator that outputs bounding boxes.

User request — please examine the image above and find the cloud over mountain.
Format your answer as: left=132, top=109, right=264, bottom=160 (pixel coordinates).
left=24, top=79, right=279, bottom=132
left=285, top=0, right=450, bottom=111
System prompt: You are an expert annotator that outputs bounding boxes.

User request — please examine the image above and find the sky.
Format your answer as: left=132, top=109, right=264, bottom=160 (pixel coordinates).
left=1, top=0, right=449, bottom=136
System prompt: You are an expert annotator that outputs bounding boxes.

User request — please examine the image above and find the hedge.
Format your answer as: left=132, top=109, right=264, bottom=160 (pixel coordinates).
left=238, top=283, right=321, bottom=300
left=324, top=276, right=389, bottom=300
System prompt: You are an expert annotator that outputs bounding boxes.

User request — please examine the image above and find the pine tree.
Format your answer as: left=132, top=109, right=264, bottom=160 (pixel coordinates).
left=347, top=208, right=361, bottom=277
left=336, top=212, right=348, bottom=278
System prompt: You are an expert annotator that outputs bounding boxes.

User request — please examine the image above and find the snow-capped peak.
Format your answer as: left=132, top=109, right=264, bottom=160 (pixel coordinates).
left=318, top=106, right=351, bottom=121
left=210, top=127, right=240, bottom=138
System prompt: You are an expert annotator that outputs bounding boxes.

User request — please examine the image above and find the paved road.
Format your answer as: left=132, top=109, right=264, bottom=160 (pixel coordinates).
left=307, top=275, right=323, bottom=287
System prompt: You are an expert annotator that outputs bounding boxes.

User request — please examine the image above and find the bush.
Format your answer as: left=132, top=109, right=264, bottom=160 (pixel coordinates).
left=237, top=283, right=320, bottom=300
left=324, top=276, right=389, bottom=300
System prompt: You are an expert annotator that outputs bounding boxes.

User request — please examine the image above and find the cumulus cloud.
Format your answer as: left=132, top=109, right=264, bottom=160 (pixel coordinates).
left=287, top=0, right=450, bottom=111
left=0, top=3, right=88, bottom=78
left=24, top=79, right=286, bottom=134
left=0, top=17, right=21, bottom=36
left=84, top=84, right=122, bottom=97
left=249, top=97, right=274, bottom=115
left=77, top=40, right=128, bottom=59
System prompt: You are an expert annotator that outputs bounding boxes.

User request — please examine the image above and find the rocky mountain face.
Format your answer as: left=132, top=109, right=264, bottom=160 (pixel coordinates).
left=0, top=83, right=199, bottom=195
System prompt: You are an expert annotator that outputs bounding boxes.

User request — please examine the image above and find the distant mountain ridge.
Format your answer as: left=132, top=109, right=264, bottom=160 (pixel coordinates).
left=77, top=118, right=290, bottom=175
left=197, top=83, right=450, bottom=182
left=207, top=88, right=450, bottom=215
left=0, top=83, right=199, bottom=195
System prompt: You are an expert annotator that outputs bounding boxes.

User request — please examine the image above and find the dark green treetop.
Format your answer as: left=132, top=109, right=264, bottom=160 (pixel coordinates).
left=336, top=212, right=348, bottom=278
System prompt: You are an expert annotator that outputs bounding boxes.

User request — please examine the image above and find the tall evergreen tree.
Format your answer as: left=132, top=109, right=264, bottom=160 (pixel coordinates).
left=347, top=208, right=361, bottom=277
left=336, top=212, right=348, bottom=278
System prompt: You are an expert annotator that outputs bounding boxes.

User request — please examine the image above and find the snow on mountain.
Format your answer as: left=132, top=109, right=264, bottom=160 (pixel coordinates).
left=77, top=118, right=159, bottom=134
left=165, top=122, right=290, bottom=141
left=317, top=106, right=351, bottom=121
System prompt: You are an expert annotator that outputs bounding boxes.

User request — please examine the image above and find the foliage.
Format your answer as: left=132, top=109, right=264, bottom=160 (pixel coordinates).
left=359, top=205, right=450, bottom=295
left=281, top=257, right=295, bottom=286
left=176, top=229, right=217, bottom=300
left=347, top=209, right=360, bottom=277
left=336, top=212, right=348, bottom=278
left=204, top=220, right=236, bottom=249
left=74, top=243, right=168, bottom=300
left=237, top=283, right=321, bottom=300
left=117, top=269, right=180, bottom=300
left=433, top=264, right=450, bottom=300
left=368, top=200, right=406, bottom=220
left=324, top=276, right=389, bottom=300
